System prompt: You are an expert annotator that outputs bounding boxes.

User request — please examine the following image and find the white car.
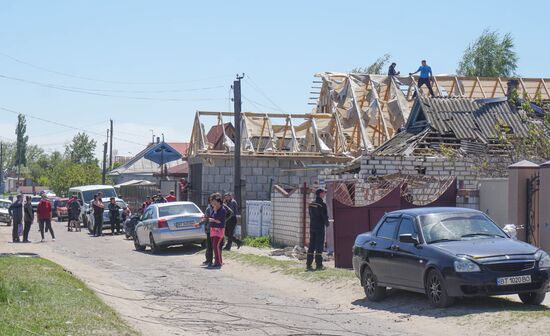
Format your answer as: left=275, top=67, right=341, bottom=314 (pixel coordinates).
left=134, top=202, right=206, bottom=254
left=0, top=199, right=12, bottom=225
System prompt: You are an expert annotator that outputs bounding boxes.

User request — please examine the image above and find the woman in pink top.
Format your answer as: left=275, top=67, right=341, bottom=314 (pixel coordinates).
left=203, top=194, right=226, bottom=269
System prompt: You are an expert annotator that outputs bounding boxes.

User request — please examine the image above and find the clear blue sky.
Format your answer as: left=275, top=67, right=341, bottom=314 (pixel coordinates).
left=0, top=0, right=548, bottom=157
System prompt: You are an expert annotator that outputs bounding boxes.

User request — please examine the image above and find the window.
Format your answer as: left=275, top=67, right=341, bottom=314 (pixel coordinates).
left=398, top=217, right=416, bottom=237
left=159, top=204, right=201, bottom=217
left=419, top=213, right=505, bottom=243
left=142, top=208, right=153, bottom=221
left=376, top=217, right=400, bottom=239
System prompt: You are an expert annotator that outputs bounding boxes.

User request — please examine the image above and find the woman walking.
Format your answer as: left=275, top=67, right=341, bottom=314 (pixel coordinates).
left=37, top=194, right=55, bottom=242
left=204, top=194, right=226, bottom=269
left=23, top=196, right=34, bottom=243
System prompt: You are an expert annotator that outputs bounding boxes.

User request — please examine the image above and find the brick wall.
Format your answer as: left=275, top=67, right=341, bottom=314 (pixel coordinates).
left=360, top=155, right=511, bottom=189
left=271, top=187, right=315, bottom=247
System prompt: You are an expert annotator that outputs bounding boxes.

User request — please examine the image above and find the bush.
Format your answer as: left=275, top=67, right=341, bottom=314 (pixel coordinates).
left=242, top=236, right=271, bottom=248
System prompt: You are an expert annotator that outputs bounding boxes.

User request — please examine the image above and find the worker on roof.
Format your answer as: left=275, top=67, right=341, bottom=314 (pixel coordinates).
left=388, top=62, right=400, bottom=76
left=410, top=60, right=435, bottom=98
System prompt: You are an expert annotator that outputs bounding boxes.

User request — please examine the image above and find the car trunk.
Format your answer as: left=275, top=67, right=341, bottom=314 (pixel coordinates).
left=164, top=214, right=202, bottom=230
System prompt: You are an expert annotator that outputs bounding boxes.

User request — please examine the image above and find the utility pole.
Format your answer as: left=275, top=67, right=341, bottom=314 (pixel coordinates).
left=233, top=73, right=244, bottom=235
left=102, top=141, right=108, bottom=184
left=109, top=119, right=113, bottom=170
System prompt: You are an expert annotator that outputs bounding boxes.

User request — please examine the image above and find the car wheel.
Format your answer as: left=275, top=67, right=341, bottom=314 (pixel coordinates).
left=362, top=266, right=386, bottom=302
left=519, top=291, right=546, bottom=305
left=134, top=234, right=145, bottom=251
left=426, top=269, right=455, bottom=308
left=150, top=234, right=161, bottom=254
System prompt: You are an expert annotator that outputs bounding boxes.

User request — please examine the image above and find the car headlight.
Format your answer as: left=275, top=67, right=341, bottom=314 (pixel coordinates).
left=454, top=258, right=481, bottom=272
left=536, top=250, right=550, bottom=270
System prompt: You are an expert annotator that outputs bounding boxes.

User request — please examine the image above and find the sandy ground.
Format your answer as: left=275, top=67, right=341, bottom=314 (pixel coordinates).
left=1, top=220, right=549, bottom=336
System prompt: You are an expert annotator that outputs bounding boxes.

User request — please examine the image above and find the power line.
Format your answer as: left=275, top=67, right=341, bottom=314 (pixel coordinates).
left=242, top=95, right=280, bottom=112
left=0, top=51, right=234, bottom=85
left=0, top=105, right=146, bottom=146
left=244, top=74, right=288, bottom=113
left=0, top=73, right=227, bottom=102
left=31, top=120, right=106, bottom=138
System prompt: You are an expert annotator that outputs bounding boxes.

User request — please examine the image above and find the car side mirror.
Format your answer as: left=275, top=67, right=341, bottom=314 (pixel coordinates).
left=399, top=234, right=420, bottom=245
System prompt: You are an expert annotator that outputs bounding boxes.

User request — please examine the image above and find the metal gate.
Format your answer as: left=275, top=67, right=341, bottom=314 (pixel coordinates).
left=246, top=200, right=272, bottom=237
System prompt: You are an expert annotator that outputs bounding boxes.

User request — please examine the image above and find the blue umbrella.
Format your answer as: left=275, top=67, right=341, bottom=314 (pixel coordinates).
left=144, top=142, right=182, bottom=165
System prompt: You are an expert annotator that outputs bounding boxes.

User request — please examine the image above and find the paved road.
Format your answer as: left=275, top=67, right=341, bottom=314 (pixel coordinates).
left=2, top=221, right=409, bottom=336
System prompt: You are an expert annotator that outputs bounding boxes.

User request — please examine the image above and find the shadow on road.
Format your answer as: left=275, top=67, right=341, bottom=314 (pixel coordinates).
left=351, top=288, right=549, bottom=318
left=133, top=243, right=203, bottom=257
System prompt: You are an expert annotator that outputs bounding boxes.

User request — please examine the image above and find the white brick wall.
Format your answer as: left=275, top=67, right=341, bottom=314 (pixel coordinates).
left=271, top=189, right=315, bottom=247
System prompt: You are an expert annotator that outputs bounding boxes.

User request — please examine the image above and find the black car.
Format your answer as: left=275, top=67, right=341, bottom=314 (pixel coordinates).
left=353, top=207, right=550, bottom=308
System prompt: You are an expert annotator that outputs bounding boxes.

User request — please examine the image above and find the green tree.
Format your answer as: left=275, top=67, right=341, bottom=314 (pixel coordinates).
left=14, top=114, right=29, bottom=175
left=65, top=133, right=97, bottom=164
left=351, top=53, right=391, bottom=74
left=457, top=29, right=518, bottom=77
left=47, top=159, right=103, bottom=195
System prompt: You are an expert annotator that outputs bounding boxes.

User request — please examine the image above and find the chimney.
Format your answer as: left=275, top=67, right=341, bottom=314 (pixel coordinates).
left=506, top=79, right=519, bottom=98
left=156, top=136, right=160, bottom=143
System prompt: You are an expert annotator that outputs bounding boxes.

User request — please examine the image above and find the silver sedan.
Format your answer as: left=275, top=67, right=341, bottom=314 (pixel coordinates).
left=133, top=201, right=206, bottom=253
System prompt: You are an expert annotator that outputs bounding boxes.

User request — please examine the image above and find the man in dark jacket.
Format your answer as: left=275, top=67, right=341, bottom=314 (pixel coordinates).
left=223, top=193, right=242, bottom=251
left=8, top=194, right=23, bottom=243
left=306, top=188, right=329, bottom=271
left=23, top=196, right=34, bottom=243
left=108, top=197, right=122, bottom=235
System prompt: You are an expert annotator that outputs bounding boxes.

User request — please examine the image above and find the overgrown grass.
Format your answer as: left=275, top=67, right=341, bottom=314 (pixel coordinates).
left=225, top=251, right=355, bottom=282
left=242, top=235, right=271, bottom=248
left=0, top=256, right=139, bottom=336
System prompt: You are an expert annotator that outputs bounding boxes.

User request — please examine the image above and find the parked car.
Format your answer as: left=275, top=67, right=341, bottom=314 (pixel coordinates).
left=353, top=207, right=550, bottom=308
left=0, top=199, right=12, bottom=225
left=86, top=198, right=127, bottom=233
left=30, top=196, right=41, bottom=212
left=68, top=185, right=118, bottom=227
left=56, top=198, right=70, bottom=221
left=133, top=201, right=205, bottom=254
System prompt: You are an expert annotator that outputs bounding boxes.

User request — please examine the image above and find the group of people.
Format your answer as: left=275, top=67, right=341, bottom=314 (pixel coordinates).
left=387, top=59, right=436, bottom=98
left=139, top=190, right=177, bottom=215
left=196, top=192, right=242, bottom=269
left=8, top=193, right=56, bottom=243
left=90, top=192, right=130, bottom=237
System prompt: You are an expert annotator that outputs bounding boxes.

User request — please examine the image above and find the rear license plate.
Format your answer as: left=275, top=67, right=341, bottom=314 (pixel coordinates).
left=496, top=275, right=532, bottom=286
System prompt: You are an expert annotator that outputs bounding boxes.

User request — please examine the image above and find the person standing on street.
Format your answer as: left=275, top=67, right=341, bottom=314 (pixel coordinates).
left=203, top=194, right=226, bottom=269
left=23, top=196, right=34, bottom=243
left=68, top=195, right=81, bottom=232
left=8, top=194, right=23, bottom=243
left=93, top=193, right=105, bottom=237
left=306, top=188, right=329, bottom=271
left=410, top=60, right=435, bottom=98
left=223, top=193, right=242, bottom=251
left=200, top=195, right=215, bottom=267
left=37, top=194, right=55, bottom=242
left=140, top=196, right=152, bottom=214
left=108, top=197, right=122, bottom=235
left=165, top=191, right=177, bottom=202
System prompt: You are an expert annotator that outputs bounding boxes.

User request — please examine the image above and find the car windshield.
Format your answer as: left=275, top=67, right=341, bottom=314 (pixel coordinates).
left=31, top=197, right=41, bottom=203
left=58, top=200, right=68, bottom=207
left=158, top=204, right=201, bottom=217
left=0, top=201, right=10, bottom=209
left=419, top=213, right=506, bottom=244
left=81, top=189, right=117, bottom=203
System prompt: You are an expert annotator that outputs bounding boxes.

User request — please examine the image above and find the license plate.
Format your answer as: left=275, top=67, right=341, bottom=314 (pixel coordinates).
left=496, top=275, right=532, bottom=286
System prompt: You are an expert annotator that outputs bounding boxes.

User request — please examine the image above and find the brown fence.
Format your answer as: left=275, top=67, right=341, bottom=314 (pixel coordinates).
left=332, top=178, right=457, bottom=268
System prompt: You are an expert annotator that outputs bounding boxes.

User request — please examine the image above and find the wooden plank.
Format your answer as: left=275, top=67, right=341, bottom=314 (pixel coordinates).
left=454, top=77, right=464, bottom=96
left=519, top=78, right=530, bottom=99
left=279, top=119, right=289, bottom=150
left=256, top=117, right=267, bottom=152
left=490, top=79, right=499, bottom=97
left=449, top=79, right=456, bottom=97
left=469, top=78, right=477, bottom=98
left=476, top=77, right=487, bottom=98
left=541, top=79, right=550, bottom=99
left=432, top=76, right=443, bottom=96
left=497, top=77, right=506, bottom=96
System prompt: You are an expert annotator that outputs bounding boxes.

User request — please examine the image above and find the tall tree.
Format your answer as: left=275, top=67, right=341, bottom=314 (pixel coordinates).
left=457, top=29, right=518, bottom=77
left=65, top=133, right=97, bottom=164
left=351, top=54, right=391, bottom=74
left=14, top=114, right=29, bottom=180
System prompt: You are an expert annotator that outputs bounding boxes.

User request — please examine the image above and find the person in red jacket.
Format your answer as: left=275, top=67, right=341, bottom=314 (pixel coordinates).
left=165, top=190, right=177, bottom=202
left=37, top=194, right=55, bottom=242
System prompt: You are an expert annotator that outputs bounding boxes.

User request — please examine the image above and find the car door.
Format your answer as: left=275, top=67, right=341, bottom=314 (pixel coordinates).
left=391, top=216, right=425, bottom=290
left=138, top=208, right=153, bottom=243
left=368, top=216, right=401, bottom=285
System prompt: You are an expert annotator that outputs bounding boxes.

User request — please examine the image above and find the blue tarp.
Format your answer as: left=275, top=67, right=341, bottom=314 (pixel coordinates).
left=144, top=142, right=182, bottom=165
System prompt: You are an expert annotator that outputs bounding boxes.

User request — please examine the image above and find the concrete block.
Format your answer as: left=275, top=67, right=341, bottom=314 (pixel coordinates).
left=257, top=175, right=268, bottom=184
left=214, top=175, right=224, bottom=183
left=252, top=168, right=263, bottom=176
left=258, top=159, right=269, bottom=168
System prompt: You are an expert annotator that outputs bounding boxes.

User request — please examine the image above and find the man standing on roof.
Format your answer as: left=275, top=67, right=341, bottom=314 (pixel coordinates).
left=388, top=62, right=400, bottom=76
left=306, top=188, right=329, bottom=271
left=410, top=60, right=435, bottom=98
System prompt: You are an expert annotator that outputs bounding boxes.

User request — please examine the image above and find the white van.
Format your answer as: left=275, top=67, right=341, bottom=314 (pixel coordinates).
left=68, top=185, right=118, bottom=226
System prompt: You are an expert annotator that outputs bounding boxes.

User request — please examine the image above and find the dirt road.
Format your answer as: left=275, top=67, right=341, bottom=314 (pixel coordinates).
left=2, top=220, right=549, bottom=336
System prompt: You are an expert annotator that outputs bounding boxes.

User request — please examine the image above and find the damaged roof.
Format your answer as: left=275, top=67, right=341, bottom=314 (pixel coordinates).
left=375, top=97, right=530, bottom=156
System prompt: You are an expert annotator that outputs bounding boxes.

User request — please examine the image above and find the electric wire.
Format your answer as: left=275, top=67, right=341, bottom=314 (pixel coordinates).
left=0, top=51, right=234, bottom=85
left=0, top=73, right=227, bottom=102
left=0, top=105, right=146, bottom=146
left=244, top=74, right=288, bottom=113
